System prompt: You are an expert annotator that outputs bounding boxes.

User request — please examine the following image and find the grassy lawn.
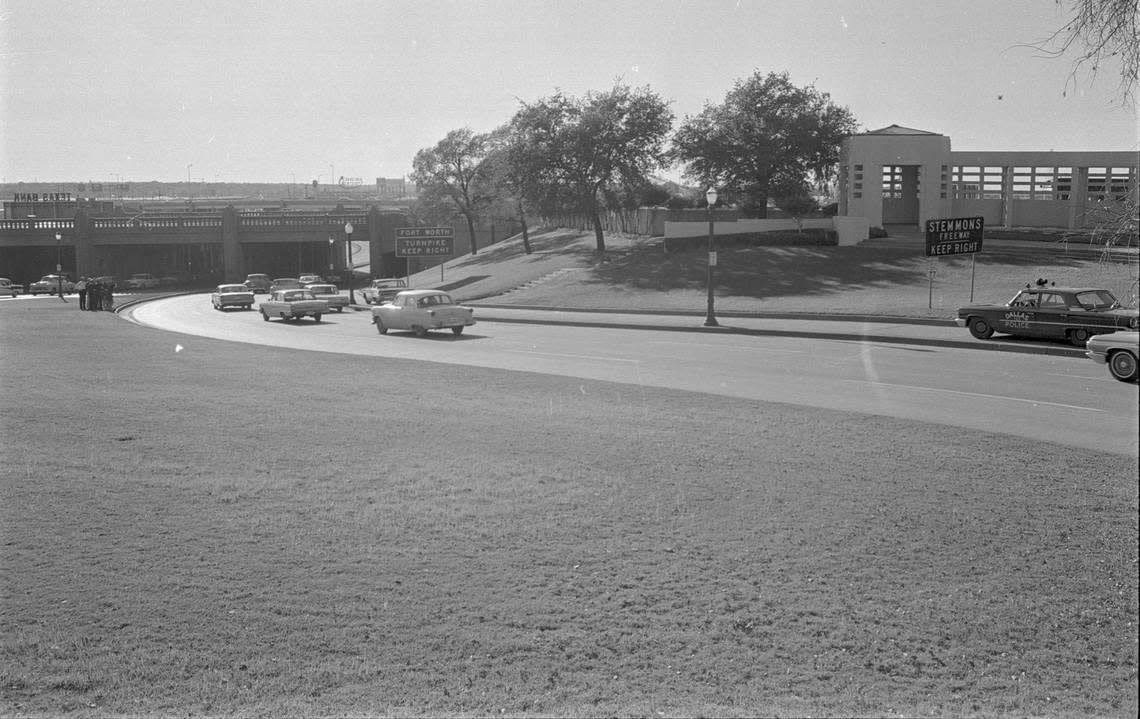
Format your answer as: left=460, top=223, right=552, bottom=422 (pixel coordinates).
left=422, top=228, right=1140, bottom=321
left=1, top=300, right=1136, bottom=718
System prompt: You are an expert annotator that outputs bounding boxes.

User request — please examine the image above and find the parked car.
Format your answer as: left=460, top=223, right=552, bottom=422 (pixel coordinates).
left=29, top=274, right=75, bottom=295
left=371, top=289, right=475, bottom=336
left=298, top=274, right=324, bottom=287
left=259, top=288, right=328, bottom=322
left=244, top=273, right=272, bottom=293
left=0, top=277, right=20, bottom=297
left=269, top=277, right=303, bottom=293
left=361, top=277, right=408, bottom=305
left=211, top=283, right=256, bottom=311
left=306, top=283, right=349, bottom=312
left=956, top=284, right=1139, bottom=346
left=1085, top=330, right=1139, bottom=383
left=125, top=273, right=159, bottom=290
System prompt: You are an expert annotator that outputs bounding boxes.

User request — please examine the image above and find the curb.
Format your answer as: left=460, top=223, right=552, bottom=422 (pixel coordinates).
left=470, top=311, right=1085, bottom=358
left=467, top=302, right=957, bottom=326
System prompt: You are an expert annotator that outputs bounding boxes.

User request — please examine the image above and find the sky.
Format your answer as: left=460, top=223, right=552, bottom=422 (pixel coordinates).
left=1, top=0, right=1136, bottom=185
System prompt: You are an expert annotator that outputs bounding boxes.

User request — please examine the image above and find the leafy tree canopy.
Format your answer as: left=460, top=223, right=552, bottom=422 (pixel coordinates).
left=410, top=128, right=491, bottom=255
left=507, top=83, right=673, bottom=251
left=671, top=71, right=858, bottom=218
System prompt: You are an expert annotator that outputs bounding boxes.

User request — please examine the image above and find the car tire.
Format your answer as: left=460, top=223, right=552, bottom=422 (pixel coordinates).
left=451, top=326, right=464, bottom=336
left=313, top=313, right=322, bottom=322
left=375, top=319, right=388, bottom=335
left=336, top=307, right=344, bottom=313
left=968, top=317, right=993, bottom=339
left=1108, top=350, right=1139, bottom=382
left=1068, top=328, right=1090, bottom=346
left=261, top=309, right=269, bottom=321
left=412, top=325, right=427, bottom=337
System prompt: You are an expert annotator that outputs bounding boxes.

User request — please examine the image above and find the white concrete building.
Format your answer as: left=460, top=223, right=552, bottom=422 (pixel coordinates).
left=839, top=125, right=1138, bottom=230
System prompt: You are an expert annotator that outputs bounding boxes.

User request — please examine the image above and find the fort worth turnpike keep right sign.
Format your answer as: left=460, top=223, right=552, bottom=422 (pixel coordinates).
left=924, top=216, right=984, bottom=257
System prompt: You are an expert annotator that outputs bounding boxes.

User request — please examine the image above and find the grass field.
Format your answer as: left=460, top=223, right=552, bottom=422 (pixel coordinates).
left=414, top=228, right=1140, bottom=321
left=2, top=234, right=1138, bottom=718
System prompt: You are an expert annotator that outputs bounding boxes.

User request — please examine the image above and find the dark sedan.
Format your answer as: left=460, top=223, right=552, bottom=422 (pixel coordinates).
left=957, top=284, right=1139, bottom=346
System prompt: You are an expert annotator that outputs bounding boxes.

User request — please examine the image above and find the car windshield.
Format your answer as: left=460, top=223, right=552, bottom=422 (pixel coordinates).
left=416, top=294, right=454, bottom=307
left=1073, top=290, right=1120, bottom=310
left=1009, top=291, right=1037, bottom=307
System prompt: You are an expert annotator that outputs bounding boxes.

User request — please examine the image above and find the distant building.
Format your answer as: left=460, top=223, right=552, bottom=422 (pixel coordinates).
left=376, top=177, right=408, bottom=198
left=839, top=125, right=1138, bottom=229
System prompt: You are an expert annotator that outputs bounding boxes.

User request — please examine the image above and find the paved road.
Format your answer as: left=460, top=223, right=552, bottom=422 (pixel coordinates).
left=124, top=295, right=1137, bottom=456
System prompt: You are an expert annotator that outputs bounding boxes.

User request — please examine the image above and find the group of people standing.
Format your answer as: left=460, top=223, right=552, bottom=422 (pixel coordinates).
left=75, top=276, right=114, bottom=311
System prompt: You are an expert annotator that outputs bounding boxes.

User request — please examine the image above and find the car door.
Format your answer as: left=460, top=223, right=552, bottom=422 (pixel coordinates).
left=1001, top=290, right=1038, bottom=336
left=1034, top=291, right=1069, bottom=338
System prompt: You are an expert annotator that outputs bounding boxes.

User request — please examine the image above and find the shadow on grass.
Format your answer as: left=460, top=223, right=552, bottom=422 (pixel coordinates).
left=449, top=228, right=600, bottom=269
left=587, top=242, right=1100, bottom=301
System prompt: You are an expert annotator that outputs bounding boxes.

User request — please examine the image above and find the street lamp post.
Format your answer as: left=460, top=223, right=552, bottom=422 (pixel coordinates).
left=328, top=237, right=335, bottom=280
left=704, top=187, right=718, bottom=327
left=55, top=232, right=63, bottom=298
left=344, top=222, right=356, bottom=304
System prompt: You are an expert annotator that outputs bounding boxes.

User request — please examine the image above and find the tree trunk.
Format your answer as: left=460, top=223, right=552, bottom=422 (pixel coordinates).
left=518, top=203, right=532, bottom=255
left=464, top=213, right=478, bottom=255
left=592, top=210, right=606, bottom=253
left=589, top=189, right=606, bottom=253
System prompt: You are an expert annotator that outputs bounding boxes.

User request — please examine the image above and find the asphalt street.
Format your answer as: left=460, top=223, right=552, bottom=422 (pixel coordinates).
left=122, top=295, right=1138, bottom=456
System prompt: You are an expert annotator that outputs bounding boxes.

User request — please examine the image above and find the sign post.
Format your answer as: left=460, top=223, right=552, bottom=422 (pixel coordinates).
left=924, top=216, right=985, bottom=306
left=396, top=227, right=455, bottom=283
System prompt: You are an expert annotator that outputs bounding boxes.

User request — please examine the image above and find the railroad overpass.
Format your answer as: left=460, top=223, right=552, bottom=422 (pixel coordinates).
left=0, top=205, right=414, bottom=287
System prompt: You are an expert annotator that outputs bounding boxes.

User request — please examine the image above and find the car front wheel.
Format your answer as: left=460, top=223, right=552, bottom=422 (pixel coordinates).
left=261, top=309, right=269, bottom=321
left=1108, top=350, right=1139, bottom=382
left=375, top=319, right=388, bottom=334
left=451, top=326, right=464, bottom=335
left=968, top=317, right=993, bottom=339
left=412, top=325, right=427, bottom=337
left=313, top=313, right=322, bottom=322
left=1068, top=328, right=1091, bottom=346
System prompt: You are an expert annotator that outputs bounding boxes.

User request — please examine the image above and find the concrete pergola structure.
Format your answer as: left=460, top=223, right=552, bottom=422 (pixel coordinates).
left=838, top=124, right=1138, bottom=231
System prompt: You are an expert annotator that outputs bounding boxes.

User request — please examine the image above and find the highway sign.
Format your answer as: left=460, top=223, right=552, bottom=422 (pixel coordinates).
left=925, top=217, right=984, bottom=257
left=395, top=227, right=454, bottom=257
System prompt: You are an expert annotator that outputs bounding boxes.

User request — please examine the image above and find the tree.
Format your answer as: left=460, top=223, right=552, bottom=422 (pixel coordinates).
left=410, top=129, right=492, bottom=255
left=671, top=71, right=858, bottom=218
left=481, top=125, right=536, bottom=255
left=507, top=84, right=673, bottom=252
left=773, top=185, right=819, bottom=234
left=1033, top=0, right=1138, bottom=100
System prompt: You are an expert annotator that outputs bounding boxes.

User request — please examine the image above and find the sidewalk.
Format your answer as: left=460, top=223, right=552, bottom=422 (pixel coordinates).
left=465, top=304, right=1087, bottom=358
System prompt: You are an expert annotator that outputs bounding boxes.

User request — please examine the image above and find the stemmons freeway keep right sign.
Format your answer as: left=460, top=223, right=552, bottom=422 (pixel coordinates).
left=924, top=216, right=984, bottom=257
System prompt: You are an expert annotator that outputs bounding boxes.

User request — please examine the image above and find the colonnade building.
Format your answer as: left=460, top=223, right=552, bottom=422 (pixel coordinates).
left=839, top=124, right=1137, bottom=231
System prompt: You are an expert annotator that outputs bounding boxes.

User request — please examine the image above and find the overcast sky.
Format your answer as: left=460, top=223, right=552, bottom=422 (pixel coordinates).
left=2, top=0, right=1136, bottom=184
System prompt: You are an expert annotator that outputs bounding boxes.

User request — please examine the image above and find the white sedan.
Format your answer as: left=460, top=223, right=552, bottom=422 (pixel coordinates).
left=370, top=289, right=475, bottom=336
left=1085, top=330, right=1139, bottom=383
left=210, top=283, right=255, bottom=311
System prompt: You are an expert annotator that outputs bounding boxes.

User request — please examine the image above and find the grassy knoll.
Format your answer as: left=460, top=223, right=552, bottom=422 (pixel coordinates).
left=1, top=301, right=1136, bottom=718
left=418, top=229, right=1140, bottom=320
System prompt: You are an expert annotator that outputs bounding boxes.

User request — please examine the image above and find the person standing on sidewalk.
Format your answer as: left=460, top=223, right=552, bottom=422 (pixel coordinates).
left=87, top=278, right=101, bottom=311
left=75, top=276, right=88, bottom=310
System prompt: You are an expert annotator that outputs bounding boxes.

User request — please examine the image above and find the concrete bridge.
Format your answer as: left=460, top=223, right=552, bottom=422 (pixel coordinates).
left=0, top=205, right=414, bottom=287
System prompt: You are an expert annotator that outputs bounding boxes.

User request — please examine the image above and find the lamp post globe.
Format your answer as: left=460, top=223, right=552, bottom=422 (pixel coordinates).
left=704, top=187, right=718, bottom=327
left=55, top=233, right=64, bottom=298
left=344, top=222, right=356, bottom=304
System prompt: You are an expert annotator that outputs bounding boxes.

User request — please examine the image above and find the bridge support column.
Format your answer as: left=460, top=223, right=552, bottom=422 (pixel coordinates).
left=73, top=209, right=96, bottom=279
left=222, top=205, right=242, bottom=282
